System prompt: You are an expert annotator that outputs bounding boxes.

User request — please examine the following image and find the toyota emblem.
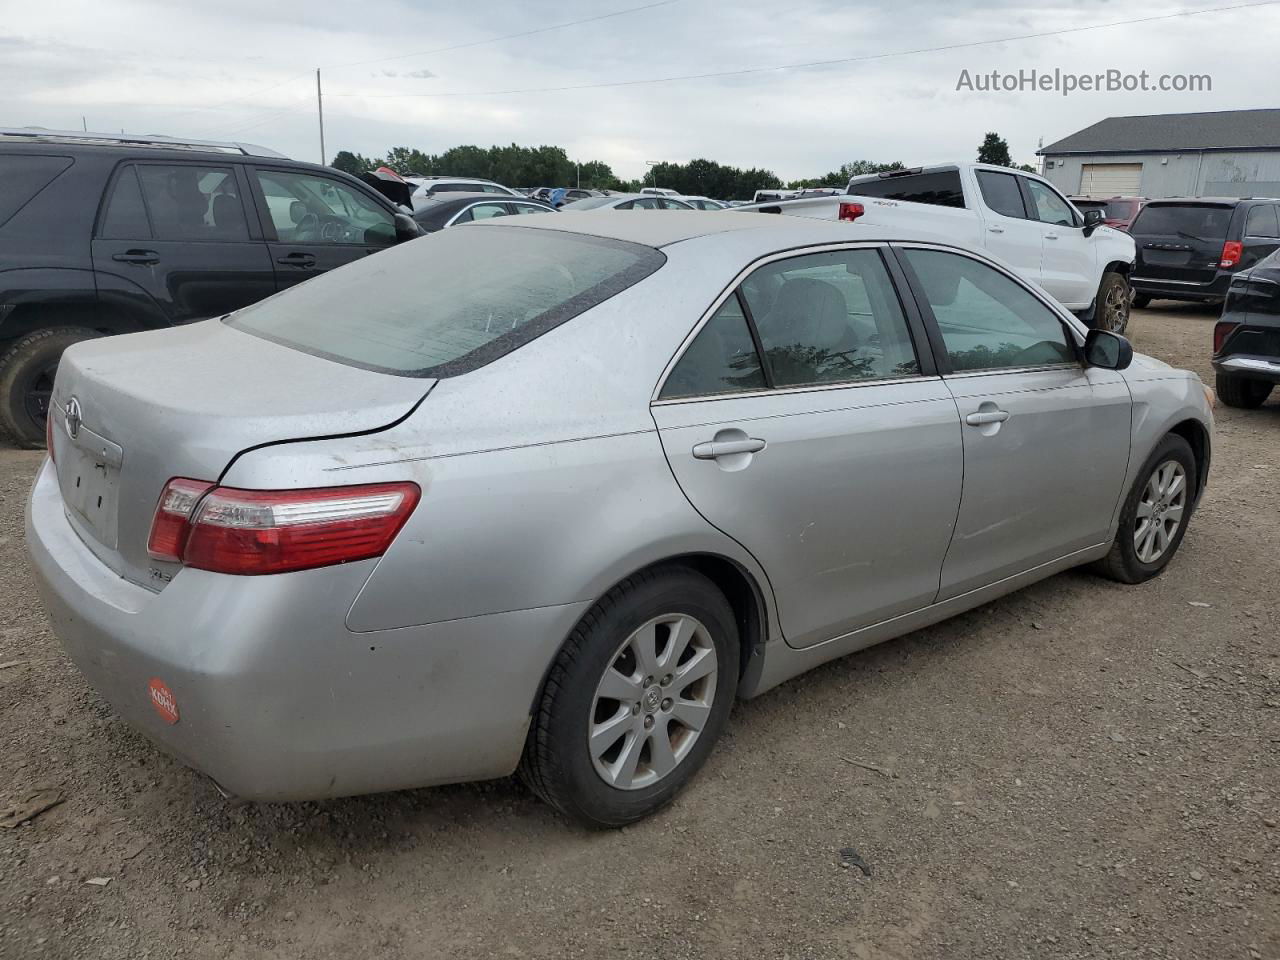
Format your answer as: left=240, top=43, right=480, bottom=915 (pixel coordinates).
left=64, top=397, right=82, bottom=439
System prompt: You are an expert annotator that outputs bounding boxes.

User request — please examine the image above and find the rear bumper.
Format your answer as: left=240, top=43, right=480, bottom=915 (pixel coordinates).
left=26, top=458, right=588, bottom=801
left=1131, top=273, right=1231, bottom=301
left=1212, top=355, right=1280, bottom=384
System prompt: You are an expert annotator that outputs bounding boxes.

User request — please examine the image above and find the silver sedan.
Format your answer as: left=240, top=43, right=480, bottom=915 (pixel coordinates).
left=27, top=212, right=1214, bottom=827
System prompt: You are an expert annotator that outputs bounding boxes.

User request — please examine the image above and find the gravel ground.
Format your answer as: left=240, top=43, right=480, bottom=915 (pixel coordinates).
left=0, top=302, right=1277, bottom=960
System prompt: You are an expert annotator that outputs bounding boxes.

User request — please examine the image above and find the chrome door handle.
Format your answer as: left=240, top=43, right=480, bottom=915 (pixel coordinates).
left=988, top=225, right=1005, bottom=234
left=692, top=438, right=766, bottom=459
left=965, top=410, right=1010, bottom=426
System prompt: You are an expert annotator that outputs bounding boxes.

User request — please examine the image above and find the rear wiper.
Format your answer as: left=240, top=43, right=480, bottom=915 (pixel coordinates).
left=1175, top=230, right=1210, bottom=244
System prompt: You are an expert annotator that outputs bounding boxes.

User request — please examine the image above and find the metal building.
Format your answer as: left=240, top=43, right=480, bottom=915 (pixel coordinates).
left=1038, top=108, right=1280, bottom=199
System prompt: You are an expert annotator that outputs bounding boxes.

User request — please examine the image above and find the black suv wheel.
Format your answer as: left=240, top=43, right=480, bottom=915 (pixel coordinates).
left=0, top=327, right=98, bottom=447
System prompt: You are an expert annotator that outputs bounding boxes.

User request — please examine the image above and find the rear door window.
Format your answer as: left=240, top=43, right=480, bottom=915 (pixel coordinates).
left=1244, top=204, right=1280, bottom=238
left=136, top=164, right=249, bottom=241
left=98, top=165, right=152, bottom=239
left=228, top=226, right=665, bottom=377
left=0, top=154, right=73, bottom=227
left=976, top=171, right=1027, bottom=219
left=1131, top=204, right=1233, bottom=241
left=846, top=170, right=966, bottom=209
left=740, top=248, right=921, bottom=386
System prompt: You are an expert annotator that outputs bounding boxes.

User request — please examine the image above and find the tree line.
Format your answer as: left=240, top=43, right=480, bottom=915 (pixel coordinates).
left=330, top=133, right=1033, bottom=200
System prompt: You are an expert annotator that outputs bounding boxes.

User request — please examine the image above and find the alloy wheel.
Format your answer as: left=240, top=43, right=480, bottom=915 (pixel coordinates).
left=1103, top=283, right=1130, bottom=334
left=587, top=614, right=718, bottom=791
left=1134, top=460, right=1187, bottom=563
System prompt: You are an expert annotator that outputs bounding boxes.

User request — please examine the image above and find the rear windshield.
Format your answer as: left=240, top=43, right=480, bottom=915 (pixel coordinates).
left=846, top=170, right=966, bottom=209
left=1131, top=203, right=1233, bottom=240
left=0, top=154, right=74, bottom=227
left=228, top=226, right=664, bottom=377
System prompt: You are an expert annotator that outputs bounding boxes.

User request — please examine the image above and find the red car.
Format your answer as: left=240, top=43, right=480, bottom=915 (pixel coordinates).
left=1069, top=196, right=1147, bottom=232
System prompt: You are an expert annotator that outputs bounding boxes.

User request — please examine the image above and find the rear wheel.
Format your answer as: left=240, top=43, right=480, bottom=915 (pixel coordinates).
left=520, top=566, right=739, bottom=828
left=1093, top=434, right=1197, bottom=584
left=1095, top=272, right=1130, bottom=333
left=1131, top=292, right=1151, bottom=310
left=1215, top=372, right=1273, bottom=409
left=0, top=327, right=99, bottom=448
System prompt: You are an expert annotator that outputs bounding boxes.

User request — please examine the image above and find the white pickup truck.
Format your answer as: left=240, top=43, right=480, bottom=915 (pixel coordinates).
left=736, top=162, right=1137, bottom=332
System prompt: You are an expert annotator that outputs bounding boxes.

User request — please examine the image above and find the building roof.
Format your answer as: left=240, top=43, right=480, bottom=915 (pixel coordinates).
left=1039, top=109, right=1280, bottom=155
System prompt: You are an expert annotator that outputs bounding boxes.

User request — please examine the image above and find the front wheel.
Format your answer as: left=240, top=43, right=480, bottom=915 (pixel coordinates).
left=520, top=566, right=739, bottom=828
left=0, top=327, right=99, bottom=448
left=1095, top=272, right=1131, bottom=334
left=1215, top=372, right=1273, bottom=409
left=1093, top=434, right=1197, bottom=584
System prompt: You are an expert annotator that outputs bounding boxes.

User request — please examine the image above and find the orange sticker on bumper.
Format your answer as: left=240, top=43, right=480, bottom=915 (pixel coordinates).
left=148, top=678, right=179, bottom=725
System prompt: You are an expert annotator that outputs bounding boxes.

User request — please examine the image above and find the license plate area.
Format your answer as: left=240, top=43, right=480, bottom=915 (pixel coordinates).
left=57, top=426, right=124, bottom=549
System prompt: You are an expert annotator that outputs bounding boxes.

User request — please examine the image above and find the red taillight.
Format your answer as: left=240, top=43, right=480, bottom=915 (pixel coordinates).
left=147, top=478, right=216, bottom=562
left=148, top=481, right=421, bottom=575
left=838, top=201, right=865, bottom=222
left=1213, top=320, right=1239, bottom=354
left=1220, top=241, right=1243, bottom=268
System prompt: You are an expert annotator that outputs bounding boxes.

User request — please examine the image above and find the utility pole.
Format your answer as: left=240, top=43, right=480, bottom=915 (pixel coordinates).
left=316, top=68, right=326, bottom=166
left=81, top=116, right=87, bottom=132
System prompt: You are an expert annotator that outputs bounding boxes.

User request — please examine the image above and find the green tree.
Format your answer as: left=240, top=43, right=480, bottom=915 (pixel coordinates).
left=977, top=132, right=1013, bottom=167
left=791, top=160, right=905, bottom=189
left=329, top=150, right=373, bottom=176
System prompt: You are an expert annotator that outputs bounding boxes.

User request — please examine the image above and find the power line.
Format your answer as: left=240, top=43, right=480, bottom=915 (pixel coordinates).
left=323, top=0, right=681, bottom=70
left=328, top=0, right=1280, bottom=99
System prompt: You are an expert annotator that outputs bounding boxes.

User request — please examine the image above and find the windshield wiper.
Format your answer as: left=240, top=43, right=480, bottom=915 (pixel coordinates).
left=1175, top=230, right=1210, bottom=244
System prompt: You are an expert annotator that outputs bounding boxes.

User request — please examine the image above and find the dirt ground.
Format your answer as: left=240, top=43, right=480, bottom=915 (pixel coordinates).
left=0, top=302, right=1277, bottom=960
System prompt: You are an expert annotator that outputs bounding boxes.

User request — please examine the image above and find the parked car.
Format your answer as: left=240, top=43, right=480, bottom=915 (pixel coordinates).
left=0, top=128, right=420, bottom=447
left=563, top=188, right=609, bottom=202
left=640, top=187, right=681, bottom=197
left=404, top=176, right=521, bottom=208
left=1129, top=198, right=1280, bottom=308
left=735, top=163, right=1137, bottom=333
left=752, top=189, right=799, bottom=203
left=561, top=194, right=695, bottom=210
left=1069, top=196, right=1147, bottom=232
left=29, top=211, right=1213, bottom=827
left=1212, top=247, right=1280, bottom=407
left=677, top=196, right=728, bottom=210
left=411, top=193, right=556, bottom=233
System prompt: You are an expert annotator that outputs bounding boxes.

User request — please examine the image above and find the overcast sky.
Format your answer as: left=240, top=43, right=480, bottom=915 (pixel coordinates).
left=3, top=0, right=1276, bottom=181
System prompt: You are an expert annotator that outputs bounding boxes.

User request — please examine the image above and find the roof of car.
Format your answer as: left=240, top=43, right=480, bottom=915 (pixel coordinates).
left=474, top=209, right=885, bottom=248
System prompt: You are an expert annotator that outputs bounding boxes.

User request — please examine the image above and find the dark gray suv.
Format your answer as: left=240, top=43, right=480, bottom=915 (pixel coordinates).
left=0, top=129, right=418, bottom=446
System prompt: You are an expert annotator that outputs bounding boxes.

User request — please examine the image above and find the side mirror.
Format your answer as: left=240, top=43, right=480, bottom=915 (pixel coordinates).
left=394, top=213, right=421, bottom=243
left=1082, top=208, right=1104, bottom=237
left=1084, top=329, right=1133, bottom=370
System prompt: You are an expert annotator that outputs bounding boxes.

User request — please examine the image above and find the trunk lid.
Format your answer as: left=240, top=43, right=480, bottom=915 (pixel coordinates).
left=48, top=320, right=432, bottom=590
left=1132, top=202, right=1234, bottom=283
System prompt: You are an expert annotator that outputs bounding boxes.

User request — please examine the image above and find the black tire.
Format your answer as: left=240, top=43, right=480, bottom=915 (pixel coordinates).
left=1094, top=272, right=1131, bottom=333
left=0, top=327, right=98, bottom=448
left=1131, top=292, right=1151, bottom=309
left=1215, top=372, right=1273, bottom=409
left=520, top=565, right=740, bottom=828
left=1093, top=433, right=1197, bottom=585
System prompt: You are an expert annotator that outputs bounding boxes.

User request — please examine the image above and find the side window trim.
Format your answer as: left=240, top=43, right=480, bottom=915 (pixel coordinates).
left=733, top=287, right=774, bottom=389
left=652, top=241, right=936, bottom=403
left=890, top=241, right=1084, bottom=377
left=95, top=162, right=155, bottom=240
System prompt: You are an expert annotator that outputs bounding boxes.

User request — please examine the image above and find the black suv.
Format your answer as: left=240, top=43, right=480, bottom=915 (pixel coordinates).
left=0, top=129, right=419, bottom=446
left=1212, top=248, right=1280, bottom=408
left=1129, top=197, right=1280, bottom=308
